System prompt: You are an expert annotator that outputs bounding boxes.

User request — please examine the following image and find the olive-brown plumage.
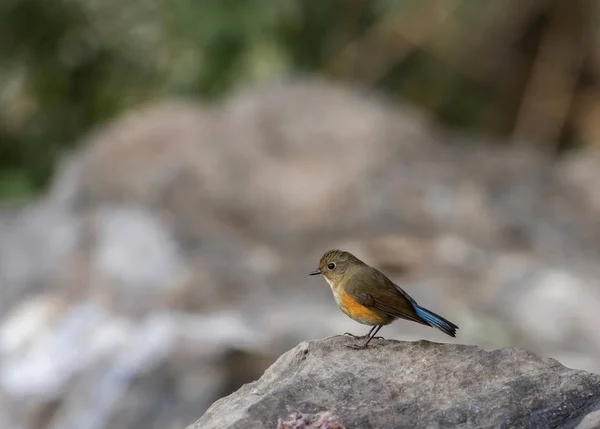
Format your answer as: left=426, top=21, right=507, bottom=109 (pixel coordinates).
left=309, top=249, right=458, bottom=348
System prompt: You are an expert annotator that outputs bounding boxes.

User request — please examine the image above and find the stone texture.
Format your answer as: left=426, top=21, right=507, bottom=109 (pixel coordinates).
left=194, top=336, right=600, bottom=429
left=577, top=410, right=600, bottom=429
left=277, top=411, right=346, bottom=429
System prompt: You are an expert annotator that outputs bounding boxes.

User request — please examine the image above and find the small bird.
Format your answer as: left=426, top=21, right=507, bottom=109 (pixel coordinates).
left=310, top=249, right=458, bottom=348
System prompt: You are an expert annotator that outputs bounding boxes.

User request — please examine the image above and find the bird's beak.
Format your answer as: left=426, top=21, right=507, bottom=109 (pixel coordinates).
left=309, top=269, right=322, bottom=276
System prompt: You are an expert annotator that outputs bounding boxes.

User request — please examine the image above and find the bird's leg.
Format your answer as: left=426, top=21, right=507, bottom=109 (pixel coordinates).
left=363, top=325, right=384, bottom=347
left=350, top=325, right=384, bottom=349
left=367, top=325, right=385, bottom=340
left=344, top=325, right=377, bottom=339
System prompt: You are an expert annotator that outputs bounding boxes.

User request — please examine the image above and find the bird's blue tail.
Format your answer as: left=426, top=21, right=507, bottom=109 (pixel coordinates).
left=414, top=305, right=458, bottom=337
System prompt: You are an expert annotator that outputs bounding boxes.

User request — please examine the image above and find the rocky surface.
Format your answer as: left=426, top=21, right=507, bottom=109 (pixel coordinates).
left=576, top=410, right=600, bottom=429
left=194, top=336, right=600, bottom=429
left=2, top=77, right=600, bottom=428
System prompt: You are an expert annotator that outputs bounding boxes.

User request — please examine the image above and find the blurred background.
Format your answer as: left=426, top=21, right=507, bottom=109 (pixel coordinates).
left=2, top=0, right=600, bottom=428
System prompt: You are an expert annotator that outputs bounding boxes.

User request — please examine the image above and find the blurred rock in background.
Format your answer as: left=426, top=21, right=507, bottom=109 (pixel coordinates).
left=2, top=1, right=600, bottom=428
left=2, top=79, right=600, bottom=429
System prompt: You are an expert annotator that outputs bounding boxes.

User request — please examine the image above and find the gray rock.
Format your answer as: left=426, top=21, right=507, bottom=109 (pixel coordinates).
left=5, top=78, right=600, bottom=428
left=193, top=336, right=600, bottom=429
left=577, top=410, right=600, bottom=429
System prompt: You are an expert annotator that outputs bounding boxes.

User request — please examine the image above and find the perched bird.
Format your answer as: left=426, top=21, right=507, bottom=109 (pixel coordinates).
left=310, top=249, right=458, bottom=348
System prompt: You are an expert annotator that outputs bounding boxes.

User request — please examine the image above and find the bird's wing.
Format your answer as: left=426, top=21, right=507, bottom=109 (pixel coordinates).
left=346, top=270, right=428, bottom=326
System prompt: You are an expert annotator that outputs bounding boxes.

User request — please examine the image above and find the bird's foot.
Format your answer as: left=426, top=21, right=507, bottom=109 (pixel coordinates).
left=343, top=332, right=365, bottom=339
left=345, top=336, right=386, bottom=350
left=346, top=343, right=368, bottom=350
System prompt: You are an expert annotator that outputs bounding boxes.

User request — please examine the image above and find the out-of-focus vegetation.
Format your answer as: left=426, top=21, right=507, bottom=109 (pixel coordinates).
left=0, top=0, right=598, bottom=201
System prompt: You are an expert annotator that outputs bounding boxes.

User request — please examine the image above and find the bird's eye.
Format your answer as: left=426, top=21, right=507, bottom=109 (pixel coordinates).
left=327, top=263, right=336, bottom=270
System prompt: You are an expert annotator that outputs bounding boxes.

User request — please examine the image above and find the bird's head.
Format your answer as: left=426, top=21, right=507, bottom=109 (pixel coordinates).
left=309, top=249, right=365, bottom=284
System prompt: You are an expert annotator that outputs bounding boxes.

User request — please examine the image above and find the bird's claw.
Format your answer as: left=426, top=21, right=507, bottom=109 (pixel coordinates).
left=346, top=343, right=367, bottom=350
left=343, top=332, right=365, bottom=339
left=345, top=336, right=386, bottom=350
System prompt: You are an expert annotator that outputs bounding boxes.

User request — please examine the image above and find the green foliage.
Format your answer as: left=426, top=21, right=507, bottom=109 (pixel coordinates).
left=0, top=0, right=164, bottom=196
left=0, top=0, right=572, bottom=201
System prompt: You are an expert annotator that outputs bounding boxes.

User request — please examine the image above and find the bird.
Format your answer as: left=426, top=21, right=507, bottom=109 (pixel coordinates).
left=309, top=249, right=458, bottom=348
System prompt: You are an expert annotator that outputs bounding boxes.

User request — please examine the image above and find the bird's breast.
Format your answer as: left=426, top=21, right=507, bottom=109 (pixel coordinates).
left=325, top=278, right=391, bottom=326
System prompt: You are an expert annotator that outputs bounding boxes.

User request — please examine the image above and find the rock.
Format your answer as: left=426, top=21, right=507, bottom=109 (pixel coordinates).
left=557, top=151, right=600, bottom=216
left=0, top=199, right=80, bottom=316
left=4, top=78, right=600, bottom=428
left=193, top=336, right=600, bottom=429
left=577, top=410, right=600, bottom=429
left=277, top=411, right=345, bottom=429
left=0, top=298, right=270, bottom=429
